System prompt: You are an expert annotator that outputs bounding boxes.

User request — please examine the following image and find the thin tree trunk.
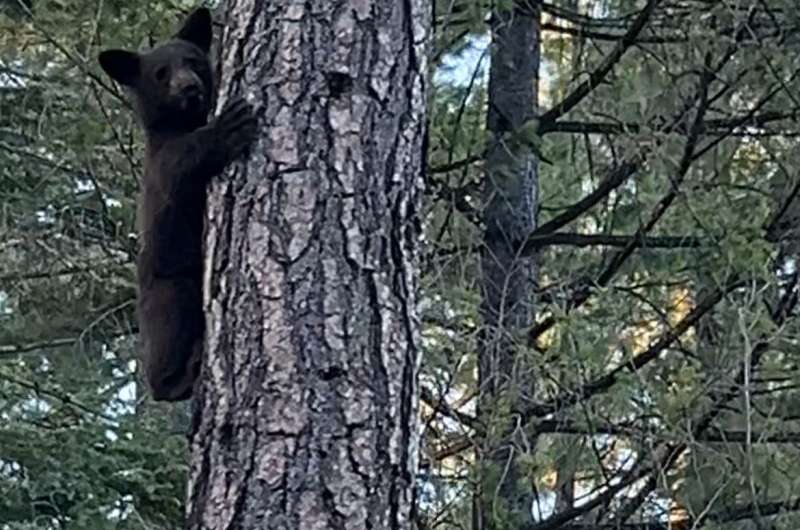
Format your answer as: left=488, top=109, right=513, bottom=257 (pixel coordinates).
left=476, top=1, right=540, bottom=528
left=186, top=2, right=429, bottom=528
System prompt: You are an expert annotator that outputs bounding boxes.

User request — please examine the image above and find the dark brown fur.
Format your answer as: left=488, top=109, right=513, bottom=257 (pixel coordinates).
left=99, top=8, right=256, bottom=401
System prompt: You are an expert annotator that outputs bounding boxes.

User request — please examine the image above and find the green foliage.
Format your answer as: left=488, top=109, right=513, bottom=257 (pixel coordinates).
left=422, top=0, right=800, bottom=528
left=0, top=1, right=194, bottom=527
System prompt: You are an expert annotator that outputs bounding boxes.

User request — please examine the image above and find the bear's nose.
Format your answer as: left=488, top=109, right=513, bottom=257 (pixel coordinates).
left=171, top=69, right=203, bottom=100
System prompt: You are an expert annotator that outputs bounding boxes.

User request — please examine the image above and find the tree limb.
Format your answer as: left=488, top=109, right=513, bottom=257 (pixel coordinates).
left=539, top=0, right=661, bottom=125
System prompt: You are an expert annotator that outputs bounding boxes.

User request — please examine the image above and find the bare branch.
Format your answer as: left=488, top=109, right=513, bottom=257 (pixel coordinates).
left=539, top=0, right=661, bottom=125
left=522, top=232, right=702, bottom=251
left=525, top=279, right=740, bottom=418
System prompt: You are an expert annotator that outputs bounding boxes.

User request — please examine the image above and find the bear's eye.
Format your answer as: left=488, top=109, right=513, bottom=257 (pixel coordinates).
left=154, top=66, right=169, bottom=82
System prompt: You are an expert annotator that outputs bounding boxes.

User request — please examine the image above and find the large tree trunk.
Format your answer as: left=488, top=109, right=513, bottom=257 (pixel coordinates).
left=476, top=2, right=540, bottom=529
left=186, top=2, right=429, bottom=528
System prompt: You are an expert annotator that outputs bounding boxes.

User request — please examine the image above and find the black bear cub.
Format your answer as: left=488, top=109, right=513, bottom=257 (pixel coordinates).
left=99, top=8, right=256, bottom=401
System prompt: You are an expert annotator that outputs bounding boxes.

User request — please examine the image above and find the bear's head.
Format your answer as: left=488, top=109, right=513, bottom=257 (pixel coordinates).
left=99, top=8, right=214, bottom=134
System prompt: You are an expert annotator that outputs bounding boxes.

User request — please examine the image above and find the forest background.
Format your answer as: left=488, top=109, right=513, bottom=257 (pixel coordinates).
left=3, top=0, right=800, bottom=529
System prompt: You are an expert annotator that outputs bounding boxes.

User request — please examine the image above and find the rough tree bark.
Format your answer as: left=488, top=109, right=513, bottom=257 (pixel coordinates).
left=186, top=2, right=429, bottom=529
left=476, top=2, right=540, bottom=529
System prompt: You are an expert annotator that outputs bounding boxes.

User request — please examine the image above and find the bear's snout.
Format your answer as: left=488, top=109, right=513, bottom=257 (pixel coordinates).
left=170, top=69, right=204, bottom=102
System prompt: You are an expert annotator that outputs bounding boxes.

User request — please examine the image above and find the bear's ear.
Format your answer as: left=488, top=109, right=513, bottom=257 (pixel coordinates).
left=174, top=8, right=212, bottom=53
left=98, top=49, right=141, bottom=86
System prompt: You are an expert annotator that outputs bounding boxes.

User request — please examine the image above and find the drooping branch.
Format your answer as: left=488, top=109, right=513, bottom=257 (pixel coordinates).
left=523, top=159, right=641, bottom=238
left=420, top=385, right=477, bottom=430
left=524, top=279, right=740, bottom=419
left=539, top=0, right=661, bottom=125
left=0, top=337, right=82, bottom=357
left=428, top=109, right=797, bottom=176
left=609, top=277, right=800, bottom=525
left=521, top=495, right=800, bottom=529
left=0, top=372, right=117, bottom=422
left=0, top=262, right=131, bottom=284
left=538, top=110, right=798, bottom=135
left=521, top=232, right=702, bottom=251
left=528, top=58, right=715, bottom=344
left=423, top=422, right=800, bottom=463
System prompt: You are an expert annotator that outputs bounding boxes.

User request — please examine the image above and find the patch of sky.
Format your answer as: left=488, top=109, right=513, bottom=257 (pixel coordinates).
left=434, top=34, right=490, bottom=87
left=0, top=291, right=13, bottom=316
left=0, top=60, right=27, bottom=88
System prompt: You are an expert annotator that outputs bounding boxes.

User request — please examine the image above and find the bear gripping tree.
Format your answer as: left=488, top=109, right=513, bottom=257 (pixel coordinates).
left=97, top=9, right=257, bottom=402
left=186, top=2, right=429, bottom=529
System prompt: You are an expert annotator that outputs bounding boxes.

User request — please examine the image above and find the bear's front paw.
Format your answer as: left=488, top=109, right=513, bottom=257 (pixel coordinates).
left=216, top=97, right=258, bottom=158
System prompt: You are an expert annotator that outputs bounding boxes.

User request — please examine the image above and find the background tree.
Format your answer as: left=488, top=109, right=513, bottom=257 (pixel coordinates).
left=475, top=1, right=540, bottom=529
